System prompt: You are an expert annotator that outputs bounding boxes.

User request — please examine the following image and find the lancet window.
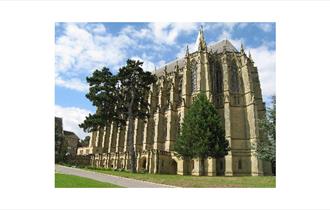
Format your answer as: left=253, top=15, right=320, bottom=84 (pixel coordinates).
left=230, top=61, right=240, bottom=93
left=213, top=60, right=223, bottom=94
left=190, top=60, right=198, bottom=94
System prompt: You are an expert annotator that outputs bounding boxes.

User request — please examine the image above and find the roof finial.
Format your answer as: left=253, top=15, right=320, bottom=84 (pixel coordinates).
left=249, top=51, right=253, bottom=62
left=185, top=45, right=189, bottom=57
left=240, top=42, right=245, bottom=53
left=197, top=25, right=207, bottom=51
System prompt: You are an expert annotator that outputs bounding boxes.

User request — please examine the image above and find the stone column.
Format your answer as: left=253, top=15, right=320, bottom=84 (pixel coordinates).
left=241, top=56, right=263, bottom=176
left=107, top=122, right=114, bottom=153
left=192, top=158, right=203, bottom=176
left=118, top=126, right=125, bottom=153
left=133, top=118, right=143, bottom=152
left=207, top=157, right=217, bottom=176
left=164, top=109, right=177, bottom=151
left=153, top=83, right=165, bottom=151
left=123, top=121, right=129, bottom=152
left=153, top=111, right=164, bottom=150
left=197, top=46, right=212, bottom=99
left=102, top=126, right=110, bottom=153
left=110, top=123, right=118, bottom=153
left=115, top=127, right=121, bottom=153
left=222, top=54, right=233, bottom=176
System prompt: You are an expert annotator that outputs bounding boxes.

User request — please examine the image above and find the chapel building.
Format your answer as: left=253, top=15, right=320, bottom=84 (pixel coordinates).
left=79, top=27, right=273, bottom=176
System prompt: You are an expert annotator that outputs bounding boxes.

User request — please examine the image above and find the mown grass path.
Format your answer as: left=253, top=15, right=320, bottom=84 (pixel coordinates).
left=55, top=165, right=175, bottom=188
left=85, top=167, right=276, bottom=188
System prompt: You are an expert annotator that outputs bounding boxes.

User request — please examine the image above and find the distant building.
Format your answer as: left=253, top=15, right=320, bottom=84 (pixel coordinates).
left=63, top=130, right=79, bottom=157
left=55, top=117, right=64, bottom=162
left=55, top=116, right=80, bottom=162
left=77, top=146, right=92, bottom=156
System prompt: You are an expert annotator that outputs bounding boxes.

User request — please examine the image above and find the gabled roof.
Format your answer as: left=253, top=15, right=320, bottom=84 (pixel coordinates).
left=64, top=130, right=79, bottom=139
left=208, top=39, right=238, bottom=53
left=154, top=39, right=238, bottom=76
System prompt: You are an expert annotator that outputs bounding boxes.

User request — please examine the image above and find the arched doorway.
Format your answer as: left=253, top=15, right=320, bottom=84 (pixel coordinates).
left=169, top=159, right=178, bottom=174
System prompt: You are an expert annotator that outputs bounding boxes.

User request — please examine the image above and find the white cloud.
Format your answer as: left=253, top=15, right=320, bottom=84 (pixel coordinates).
left=249, top=45, right=276, bottom=97
left=130, top=55, right=156, bottom=72
left=257, top=23, right=273, bottom=32
left=55, top=23, right=136, bottom=91
left=55, top=105, right=92, bottom=139
left=55, top=76, right=88, bottom=92
left=176, top=42, right=197, bottom=58
left=148, top=22, right=199, bottom=45
left=89, top=23, right=107, bottom=34
left=204, top=22, right=238, bottom=33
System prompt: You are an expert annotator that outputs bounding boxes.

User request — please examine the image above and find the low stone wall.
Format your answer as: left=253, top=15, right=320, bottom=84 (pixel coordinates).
left=66, top=155, right=92, bottom=167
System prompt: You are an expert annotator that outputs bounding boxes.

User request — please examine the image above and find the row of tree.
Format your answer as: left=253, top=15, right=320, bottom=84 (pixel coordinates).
left=79, top=59, right=157, bottom=173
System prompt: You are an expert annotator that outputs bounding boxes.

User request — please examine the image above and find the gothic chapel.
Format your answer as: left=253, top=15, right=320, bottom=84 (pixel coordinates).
left=79, top=27, right=273, bottom=176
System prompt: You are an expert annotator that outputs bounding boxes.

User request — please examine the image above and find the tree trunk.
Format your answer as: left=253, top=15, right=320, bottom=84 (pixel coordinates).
left=128, top=90, right=136, bottom=173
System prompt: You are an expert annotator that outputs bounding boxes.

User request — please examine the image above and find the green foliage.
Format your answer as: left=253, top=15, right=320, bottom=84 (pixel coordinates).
left=79, top=59, right=157, bottom=173
left=55, top=173, right=122, bottom=188
left=79, top=67, right=121, bottom=132
left=174, top=93, right=229, bottom=159
left=78, top=136, right=90, bottom=147
left=117, top=59, right=157, bottom=173
left=117, top=59, right=157, bottom=120
left=256, top=96, right=276, bottom=166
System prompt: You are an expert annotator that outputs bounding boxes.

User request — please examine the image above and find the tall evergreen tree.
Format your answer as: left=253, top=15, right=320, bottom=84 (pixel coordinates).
left=174, top=93, right=229, bottom=175
left=117, top=59, right=157, bottom=173
left=79, top=67, right=120, bottom=133
left=256, top=95, right=276, bottom=174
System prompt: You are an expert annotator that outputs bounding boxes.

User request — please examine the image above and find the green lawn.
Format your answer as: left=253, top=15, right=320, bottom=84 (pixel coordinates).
left=83, top=168, right=275, bottom=188
left=55, top=173, right=122, bottom=188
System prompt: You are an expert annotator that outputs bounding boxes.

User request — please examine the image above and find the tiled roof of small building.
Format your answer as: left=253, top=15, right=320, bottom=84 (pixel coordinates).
left=64, top=130, right=79, bottom=139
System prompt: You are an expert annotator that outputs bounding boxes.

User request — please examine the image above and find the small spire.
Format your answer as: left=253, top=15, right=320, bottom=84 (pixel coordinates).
left=240, top=42, right=245, bottom=53
left=196, top=25, right=207, bottom=51
left=249, top=51, right=254, bottom=62
left=185, top=45, right=189, bottom=57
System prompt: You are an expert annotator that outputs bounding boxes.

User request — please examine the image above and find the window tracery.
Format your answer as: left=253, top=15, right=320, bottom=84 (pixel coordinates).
left=230, top=61, right=240, bottom=93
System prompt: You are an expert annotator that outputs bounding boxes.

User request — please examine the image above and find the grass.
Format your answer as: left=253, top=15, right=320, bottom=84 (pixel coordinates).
left=55, top=173, right=122, bottom=188
left=83, top=167, right=275, bottom=188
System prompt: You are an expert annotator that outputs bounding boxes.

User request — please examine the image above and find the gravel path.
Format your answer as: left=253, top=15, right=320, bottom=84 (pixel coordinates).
left=55, top=165, right=176, bottom=188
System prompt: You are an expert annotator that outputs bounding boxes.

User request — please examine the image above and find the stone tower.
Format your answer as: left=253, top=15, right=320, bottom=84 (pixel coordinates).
left=81, top=27, right=273, bottom=176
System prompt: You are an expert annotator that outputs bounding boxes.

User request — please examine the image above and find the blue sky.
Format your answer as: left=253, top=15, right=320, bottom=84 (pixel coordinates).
left=55, top=22, right=275, bottom=139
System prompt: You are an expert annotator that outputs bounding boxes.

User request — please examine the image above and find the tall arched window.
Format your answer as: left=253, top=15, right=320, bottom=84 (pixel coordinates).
left=190, top=60, right=198, bottom=94
left=213, top=60, right=223, bottom=94
left=230, top=61, right=240, bottom=93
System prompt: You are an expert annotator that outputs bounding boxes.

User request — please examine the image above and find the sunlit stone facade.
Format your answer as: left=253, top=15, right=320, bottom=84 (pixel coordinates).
left=78, top=28, right=272, bottom=176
